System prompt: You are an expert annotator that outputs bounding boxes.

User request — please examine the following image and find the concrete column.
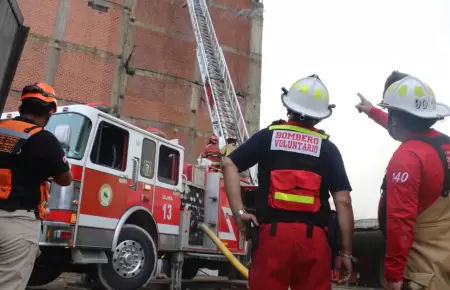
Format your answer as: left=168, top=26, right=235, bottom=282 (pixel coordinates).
left=44, top=0, right=69, bottom=85
left=113, top=0, right=135, bottom=116
left=246, top=3, right=264, bottom=135
left=187, top=59, right=202, bottom=163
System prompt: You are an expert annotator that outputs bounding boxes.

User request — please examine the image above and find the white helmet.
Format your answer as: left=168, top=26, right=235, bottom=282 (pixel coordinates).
left=379, top=76, right=450, bottom=119
left=281, top=75, right=334, bottom=120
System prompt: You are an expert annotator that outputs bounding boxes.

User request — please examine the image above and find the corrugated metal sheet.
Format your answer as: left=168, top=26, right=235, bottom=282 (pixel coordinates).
left=0, top=0, right=19, bottom=86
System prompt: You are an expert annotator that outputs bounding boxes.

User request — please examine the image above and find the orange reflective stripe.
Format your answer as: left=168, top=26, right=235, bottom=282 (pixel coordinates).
left=38, top=182, right=50, bottom=219
left=0, top=120, right=42, bottom=154
left=0, top=120, right=43, bottom=136
left=274, top=191, right=315, bottom=204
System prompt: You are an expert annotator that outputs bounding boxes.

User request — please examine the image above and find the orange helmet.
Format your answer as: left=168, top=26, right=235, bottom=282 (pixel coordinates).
left=209, top=134, right=218, bottom=144
left=20, top=83, right=57, bottom=111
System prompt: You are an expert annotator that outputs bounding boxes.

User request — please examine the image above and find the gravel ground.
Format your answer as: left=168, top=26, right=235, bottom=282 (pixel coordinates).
left=28, top=273, right=382, bottom=290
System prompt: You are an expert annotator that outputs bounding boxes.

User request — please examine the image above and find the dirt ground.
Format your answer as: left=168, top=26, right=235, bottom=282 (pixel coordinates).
left=28, top=273, right=382, bottom=290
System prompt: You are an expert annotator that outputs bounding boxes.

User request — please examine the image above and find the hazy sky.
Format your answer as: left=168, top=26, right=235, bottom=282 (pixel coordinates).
left=260, top=0, right=450, bottom=219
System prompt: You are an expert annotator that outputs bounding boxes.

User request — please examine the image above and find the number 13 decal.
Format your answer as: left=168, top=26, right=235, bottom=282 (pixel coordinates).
left=163, top=203, right=172, bottom=220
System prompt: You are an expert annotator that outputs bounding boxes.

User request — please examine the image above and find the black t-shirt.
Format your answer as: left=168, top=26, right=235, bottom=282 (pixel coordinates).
left=14, top=117, right=70, bottom=184
left=228, top=127, right=352, bottom=195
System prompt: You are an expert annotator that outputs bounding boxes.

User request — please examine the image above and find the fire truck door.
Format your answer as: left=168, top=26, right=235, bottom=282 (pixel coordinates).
left=136, top=137, right=157, bottom=213
left=153, top=143, right=183, bottom=240
left=75, top=118, right=133, bottom=248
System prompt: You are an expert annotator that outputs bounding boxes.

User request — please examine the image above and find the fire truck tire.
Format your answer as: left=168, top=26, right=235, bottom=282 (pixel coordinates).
left=97, top=224, right=157, bottom=290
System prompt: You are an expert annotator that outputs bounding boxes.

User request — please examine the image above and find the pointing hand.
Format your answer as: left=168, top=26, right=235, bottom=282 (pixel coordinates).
left=355, top=93, right=373, bottom=115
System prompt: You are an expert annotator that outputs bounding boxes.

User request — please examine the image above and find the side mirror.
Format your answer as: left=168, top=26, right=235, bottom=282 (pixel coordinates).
left=54, top=124, right=71, bottom=150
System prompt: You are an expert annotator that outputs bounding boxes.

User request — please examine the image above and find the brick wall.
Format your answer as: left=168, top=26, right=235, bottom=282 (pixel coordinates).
left=9, top=0, right=262, bottom=161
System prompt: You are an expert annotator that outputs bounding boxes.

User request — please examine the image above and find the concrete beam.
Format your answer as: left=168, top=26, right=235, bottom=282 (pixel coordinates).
left=131, top=15, right=261, bottom=60
left=28, top=33, right=117, bottom=61
left=44, top=0, right=69, bottom=85
left=133, top=68, right=201, bottom=86
left=131, top=20, right=194, bottom=43
left=120, top=115, right=213, bottom=137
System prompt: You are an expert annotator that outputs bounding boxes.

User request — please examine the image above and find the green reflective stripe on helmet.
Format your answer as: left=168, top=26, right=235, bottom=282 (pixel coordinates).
left=386, top=83, right=397, bottom=92
left=386, top=82, right=434, bottom=98
left=398, top=85, right=408, bottom=96
left=314, top=89, right=322, bottom=99
left=268, top=124, right=328, bottom=139
left=290, top=82, right=328, bottom=100
left=414, top=86, right=425, bottom=97
left=299, top=84, right=309, bottom=93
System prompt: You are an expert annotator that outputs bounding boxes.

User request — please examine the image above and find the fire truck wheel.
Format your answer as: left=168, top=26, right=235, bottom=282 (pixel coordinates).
left=97, top=224, right=157, bottom=290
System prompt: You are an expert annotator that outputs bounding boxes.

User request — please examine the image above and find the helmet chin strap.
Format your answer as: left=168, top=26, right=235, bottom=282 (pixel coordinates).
left=387, top=113, right=395, bottom=139
left=387, top=112, right=406, bottom=141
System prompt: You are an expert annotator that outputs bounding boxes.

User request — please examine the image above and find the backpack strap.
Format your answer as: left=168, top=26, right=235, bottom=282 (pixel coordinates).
left=404, top=135, right=450, bottom=197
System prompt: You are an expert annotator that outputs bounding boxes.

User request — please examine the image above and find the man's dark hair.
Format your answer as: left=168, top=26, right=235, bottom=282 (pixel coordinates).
left=308, top=74, right=321, bottom=80
left=385, top=71, right=438, bottom=132
left=383, top=71, right=410, bottom=94
left=19, top=98, right=54, bottom=117
left=287, top=110, right=319, bottom=125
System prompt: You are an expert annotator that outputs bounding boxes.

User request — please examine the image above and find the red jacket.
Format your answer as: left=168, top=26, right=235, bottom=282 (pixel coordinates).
left=369, top=107, right=448, bottom=282
left=203, top=143, right=221, bottom=163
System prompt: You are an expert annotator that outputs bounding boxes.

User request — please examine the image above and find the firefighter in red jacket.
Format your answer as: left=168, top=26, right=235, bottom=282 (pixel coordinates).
left=223, top=75, right=354, bottom=290
left=202, top=134, right=221, bottom=168
left=356, top=71, right=450, bottom=290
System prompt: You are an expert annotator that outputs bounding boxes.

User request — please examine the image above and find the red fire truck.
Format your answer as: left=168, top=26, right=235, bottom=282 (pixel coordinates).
left=2, top=103, right=253, bottom=289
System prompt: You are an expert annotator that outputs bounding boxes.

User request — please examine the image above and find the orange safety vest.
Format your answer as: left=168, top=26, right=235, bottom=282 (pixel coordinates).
left=0, top=119, right=50, bottom=220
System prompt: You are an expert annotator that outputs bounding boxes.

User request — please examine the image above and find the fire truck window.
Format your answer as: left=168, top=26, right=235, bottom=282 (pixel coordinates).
left=158, top=145, right=180, bottom=185
left=141, top=138, right=156, bottom=179
left=90, top=121, right=129, bottom=171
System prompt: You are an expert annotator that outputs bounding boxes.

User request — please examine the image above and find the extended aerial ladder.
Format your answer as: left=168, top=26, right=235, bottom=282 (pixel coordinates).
left=186, top=0, right=258, bottom=185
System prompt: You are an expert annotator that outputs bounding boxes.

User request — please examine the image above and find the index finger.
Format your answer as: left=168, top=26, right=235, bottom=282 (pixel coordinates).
left=357, top=92, right=367, bottom=102
left=251, top=215, right=259, bottom=226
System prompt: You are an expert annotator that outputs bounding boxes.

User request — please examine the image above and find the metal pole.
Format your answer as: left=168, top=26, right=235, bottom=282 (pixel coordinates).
left=170, top=251, right=184, bottom=290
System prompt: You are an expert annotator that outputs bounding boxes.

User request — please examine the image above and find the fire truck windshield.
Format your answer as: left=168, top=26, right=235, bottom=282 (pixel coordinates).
left=45, top=112, right=92, bottom=160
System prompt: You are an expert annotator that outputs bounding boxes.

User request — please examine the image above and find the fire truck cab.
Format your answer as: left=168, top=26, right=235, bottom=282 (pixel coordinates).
left=1, top=103, right=249, bottom=289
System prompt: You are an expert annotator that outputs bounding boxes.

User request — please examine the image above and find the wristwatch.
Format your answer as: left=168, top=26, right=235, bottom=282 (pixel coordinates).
left=233, top=209, right=246, bottom=218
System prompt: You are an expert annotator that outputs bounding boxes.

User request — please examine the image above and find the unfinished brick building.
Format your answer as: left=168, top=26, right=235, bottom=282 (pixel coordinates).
left=7, top=0, right=263, bottom=162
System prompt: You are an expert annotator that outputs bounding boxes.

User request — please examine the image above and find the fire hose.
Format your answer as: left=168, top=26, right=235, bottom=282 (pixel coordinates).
left=198, top=223, right=249, bottom=279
